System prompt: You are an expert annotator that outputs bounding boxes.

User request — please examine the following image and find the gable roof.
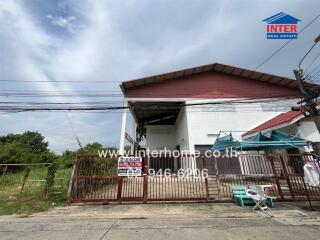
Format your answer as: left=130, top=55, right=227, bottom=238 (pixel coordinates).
left=242, top=101, right=320, bottom=139
left=263, top=12, right=301, bottom=24
left=120, top=62, right=318, bottom=93
left=242, top=111, right=304, bottom=139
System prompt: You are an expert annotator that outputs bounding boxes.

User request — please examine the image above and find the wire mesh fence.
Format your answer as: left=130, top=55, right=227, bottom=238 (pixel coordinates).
left=0, top=163, right=71, bottom=201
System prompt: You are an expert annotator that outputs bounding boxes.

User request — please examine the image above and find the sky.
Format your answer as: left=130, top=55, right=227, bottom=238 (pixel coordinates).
left=0, top=0, right=320, bottom=153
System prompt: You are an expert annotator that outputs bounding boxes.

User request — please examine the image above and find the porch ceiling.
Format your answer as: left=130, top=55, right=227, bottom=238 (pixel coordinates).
left=129, top=101, right=183, bottom=125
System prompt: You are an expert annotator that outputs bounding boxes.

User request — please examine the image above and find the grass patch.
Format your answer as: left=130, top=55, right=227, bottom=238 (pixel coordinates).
left=0, top=167, right=71, bottom=215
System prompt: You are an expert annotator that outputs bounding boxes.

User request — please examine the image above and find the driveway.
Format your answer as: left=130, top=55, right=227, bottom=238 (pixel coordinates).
left=0, top=202, right=319, bottom=240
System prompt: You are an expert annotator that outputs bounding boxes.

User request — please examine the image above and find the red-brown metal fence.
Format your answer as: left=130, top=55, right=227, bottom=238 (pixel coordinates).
left=68, top=154, right=320, bottom=203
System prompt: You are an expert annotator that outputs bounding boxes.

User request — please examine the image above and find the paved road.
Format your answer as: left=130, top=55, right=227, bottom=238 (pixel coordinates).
left=0, top=203, right=319, bottom=240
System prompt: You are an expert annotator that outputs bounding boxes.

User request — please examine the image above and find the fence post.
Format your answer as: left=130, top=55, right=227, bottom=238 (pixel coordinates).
left=143, top=156, right=149, bottom=203
left=215, top=157, right=220, bottom=198
left=202, top=156, right=210, bottom=200
left=268, top=155, right=284, bottom=200
left=19, top=165, right=31, bottom=198
left=0, top=165, right=8, bottom=185
left=117, top=176, right=123, bottom=203
left=280, top=155, right=295, bottom=199
left=67, top=157, right=78, bottom=203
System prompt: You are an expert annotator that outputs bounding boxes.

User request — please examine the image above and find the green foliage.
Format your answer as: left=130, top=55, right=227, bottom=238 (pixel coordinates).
left=0, top=131, right=119, bottom=168
left=21, top=166, right=31, bottom=185
left=0, top=167, right=71, bottom=215
left=20, top=131, right=48, bottom=153
left=0, top=129, right=120, bottom=215
left=43, top=163, right=58, bottom=197
left=57, top=143, right=118, bottom=167
left=0, top=131, right=54, bottom=164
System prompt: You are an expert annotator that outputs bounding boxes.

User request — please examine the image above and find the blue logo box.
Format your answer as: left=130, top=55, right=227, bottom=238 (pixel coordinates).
left=267, top=33, right=297, bottom=39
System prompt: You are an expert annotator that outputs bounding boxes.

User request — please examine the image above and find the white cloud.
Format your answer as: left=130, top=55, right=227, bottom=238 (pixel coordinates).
left=47, top=15, right=84, bottom=33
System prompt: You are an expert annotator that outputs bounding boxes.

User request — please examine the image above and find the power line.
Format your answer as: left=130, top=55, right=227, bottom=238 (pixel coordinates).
left=0, top=79, right=122, bottom=83
left=255, top=12, right=320, bottom=70
left=0, top=89, right=121, bottom=92
left=0, top=97, right=300, bottom=113
left=305, top=48, right=320, bottom=72
left=0, top=100, right=125, bottom=105
left=65, top=112, right=82, bottom=149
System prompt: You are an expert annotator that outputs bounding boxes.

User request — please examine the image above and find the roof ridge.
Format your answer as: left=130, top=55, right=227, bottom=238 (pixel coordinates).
left=121, top=62, right=320, bottom=92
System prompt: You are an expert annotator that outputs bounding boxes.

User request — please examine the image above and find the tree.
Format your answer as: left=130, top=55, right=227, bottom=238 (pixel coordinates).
left=20, top=131, right=48, bottom=153
left=0, top=131, right=53, bottom=164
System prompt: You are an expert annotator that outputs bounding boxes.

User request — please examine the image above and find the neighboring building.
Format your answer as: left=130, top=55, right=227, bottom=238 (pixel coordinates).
left=242, top=104, right=320, bottom=153
left=119, top=62, right=319, bottom=155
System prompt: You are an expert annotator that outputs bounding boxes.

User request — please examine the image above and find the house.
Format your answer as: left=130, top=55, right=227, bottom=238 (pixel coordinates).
left=119, top=62, right=319, bottom=156
left=242, top=104, right=320, bottom=153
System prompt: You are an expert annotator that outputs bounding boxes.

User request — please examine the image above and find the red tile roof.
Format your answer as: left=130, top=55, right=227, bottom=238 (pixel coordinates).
left=242, top=110, right=303, bottom=138
left=243, top=100, right=320, bottom=138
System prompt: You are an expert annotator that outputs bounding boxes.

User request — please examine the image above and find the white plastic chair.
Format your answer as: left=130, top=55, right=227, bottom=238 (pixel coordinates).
left=246, top=185, right=275, bottom=216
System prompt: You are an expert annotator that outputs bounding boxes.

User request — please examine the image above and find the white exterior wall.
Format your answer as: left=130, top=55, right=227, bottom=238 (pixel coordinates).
left=175, top=107, right=189, bottom=151
left=297, top=120, right=320, bottom=142
left=145, top=107, right=189, bottom=151
left=145, top=125, right=176, bottom=151
left=185, top=99, right=298, bottom=147
left=133, top=97, right=300, bottom=153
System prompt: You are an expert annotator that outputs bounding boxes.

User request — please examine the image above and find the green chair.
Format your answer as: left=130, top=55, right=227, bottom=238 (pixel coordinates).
left=231, top=186, right=274, bottom=208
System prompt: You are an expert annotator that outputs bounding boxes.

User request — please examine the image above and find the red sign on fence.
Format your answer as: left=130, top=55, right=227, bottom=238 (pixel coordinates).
left=117, top=156, right=142, bottom=176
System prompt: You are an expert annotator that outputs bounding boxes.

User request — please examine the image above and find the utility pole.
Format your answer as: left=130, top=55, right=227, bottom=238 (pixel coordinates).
left=293, top=35, right=320, bottom=117
left=294, top=34, right=320, bottom=158
left=294, top=68, right=320, bottom=156
left=293, top=69, right=319, bottom=117
left=292, top=35, right=320, bottom=211
left=293, top=34, right=320, bottom=155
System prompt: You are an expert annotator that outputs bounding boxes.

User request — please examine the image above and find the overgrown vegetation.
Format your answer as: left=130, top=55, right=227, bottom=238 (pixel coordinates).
left=0, top=131, right=119, bottom=215
left=0, top=167, right=71, bottom=215
left=0, top=131, right=117, bottom=167
left=0, top=131, right=56, bottom=164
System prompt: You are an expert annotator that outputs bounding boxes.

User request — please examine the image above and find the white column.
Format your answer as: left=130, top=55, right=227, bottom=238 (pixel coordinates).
left=185, top=105, right=196, bottom=171
left=119, top=100, right=128, bottom=156
left=131, top=119, right=137, bottom=154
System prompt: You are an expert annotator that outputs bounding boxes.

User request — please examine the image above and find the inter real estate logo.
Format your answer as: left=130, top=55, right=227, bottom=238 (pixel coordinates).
left=263, top=12, right=300, bottom=39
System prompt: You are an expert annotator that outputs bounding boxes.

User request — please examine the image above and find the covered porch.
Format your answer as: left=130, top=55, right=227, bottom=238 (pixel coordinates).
left=119, top=100, right=198, bottom=171
left=119, top=100, right=190, bottom=154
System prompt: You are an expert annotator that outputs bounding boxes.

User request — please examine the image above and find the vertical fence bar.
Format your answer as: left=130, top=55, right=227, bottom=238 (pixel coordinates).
left=268, top=155, right=284, bottom=200
left=117, top=176, right=123, bottom=202
left=215, top=157, right=220, bottom=198
left=0, top=165, right=8, bottom=185
left=202, top=157, right=210, bottom=200
left=280, top=155, right=295, bottom=199
left=143, top=156, right=148, bottom=203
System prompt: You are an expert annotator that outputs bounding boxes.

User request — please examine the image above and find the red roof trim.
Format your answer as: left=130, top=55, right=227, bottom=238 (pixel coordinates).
left=242, top=111, right=304, bottom=138
left=242, top=101, right=320, bottom=138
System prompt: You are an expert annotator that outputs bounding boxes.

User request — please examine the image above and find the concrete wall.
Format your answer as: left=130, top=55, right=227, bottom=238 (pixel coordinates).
left=142, top=98, right=300, bottom=153
left=297, top=120, right=320, bottom=142
left=185, top=99, right=292, bottom=149
left=276, top=120, right=320, bottom=152
left=175, top=107, right=189, bottom=151
left=145, top=107, right=190, bottom=151
left=145, top=125, right=176, bottom=151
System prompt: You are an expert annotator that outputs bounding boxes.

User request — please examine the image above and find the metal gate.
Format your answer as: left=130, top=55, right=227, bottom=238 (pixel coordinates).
left=68, top=154, right=320, bottom=203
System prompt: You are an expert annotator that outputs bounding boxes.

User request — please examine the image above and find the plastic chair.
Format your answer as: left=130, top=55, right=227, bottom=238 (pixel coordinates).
left=246, top=185, right=275, bottom=216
